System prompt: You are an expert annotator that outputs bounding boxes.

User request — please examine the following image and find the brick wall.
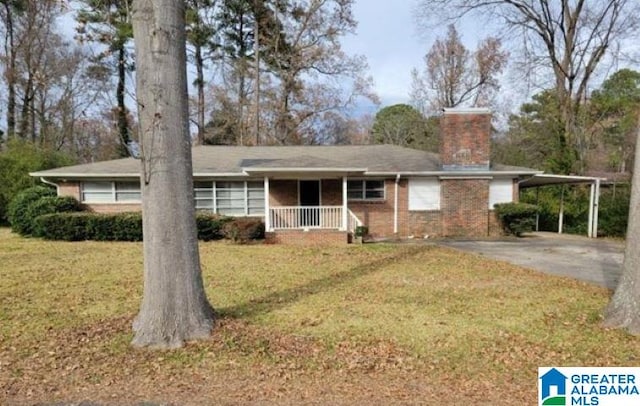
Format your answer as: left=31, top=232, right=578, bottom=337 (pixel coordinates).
left=265, top=230, right=348, bottom=245
left=408, top=210, right=442, bottom=238
left=269, top=180, right=297, bottom=206
left=440, top=178, right=490, bottom=237
left=440, top=109, right=491, bottom=170
left=321, top=179, right=342, bottom=205
left=488, top=210, right=504, bottom=237
left=58, top=182, right=81, bottom=200
left=87, top=204, right=142, bottom=213
left=348, top=178, right=407, bottom=238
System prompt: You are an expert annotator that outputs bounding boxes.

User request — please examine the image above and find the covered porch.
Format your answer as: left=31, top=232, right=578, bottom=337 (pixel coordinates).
left=262, top=177, right=363, bottom=234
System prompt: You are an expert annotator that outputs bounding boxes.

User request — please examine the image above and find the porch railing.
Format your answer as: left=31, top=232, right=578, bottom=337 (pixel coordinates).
left=270, top=206, right=343, bottom=230
left=347, top=209, right=363, bottom=233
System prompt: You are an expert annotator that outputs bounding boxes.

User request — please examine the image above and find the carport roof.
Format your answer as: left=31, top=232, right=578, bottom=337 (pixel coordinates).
left=519, top=174, right=605, bottom=189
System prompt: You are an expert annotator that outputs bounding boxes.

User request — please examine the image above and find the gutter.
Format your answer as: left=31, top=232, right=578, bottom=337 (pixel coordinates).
left=39, top=177, right=59, bottom=194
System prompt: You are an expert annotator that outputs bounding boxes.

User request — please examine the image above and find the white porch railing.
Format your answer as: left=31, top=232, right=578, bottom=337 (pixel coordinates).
left=347, top=209, right=363, bottom=233
left=270, top=206, right=344, bottom=230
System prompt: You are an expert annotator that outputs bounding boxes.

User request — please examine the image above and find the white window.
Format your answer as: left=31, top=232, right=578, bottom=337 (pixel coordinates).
left=347, top=180, right=385, bottom=201
left=489, top=179, right=514, bottom=208
left=196, top=181, right=265, bottom=216
left=115, top=182, right=141, bottom=202
left=81, top=181, right=141, bottom=203
left=194, top=181, right=214, bottom=210
left=408, top=178, right=440, bottom=210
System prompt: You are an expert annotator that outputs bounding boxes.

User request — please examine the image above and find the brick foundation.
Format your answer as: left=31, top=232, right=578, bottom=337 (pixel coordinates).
left=266, top=230, right=349, bottom=245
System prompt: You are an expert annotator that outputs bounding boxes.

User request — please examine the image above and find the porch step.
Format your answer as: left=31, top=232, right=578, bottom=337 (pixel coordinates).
left=266, top=230, right=349, bottom=245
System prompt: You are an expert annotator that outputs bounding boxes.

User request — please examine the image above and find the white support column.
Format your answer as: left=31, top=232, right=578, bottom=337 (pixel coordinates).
left=342, top=177, right=348, bottom=231
left=558, top=185, right=565, bottom=234
left=592, top=179, right=601, bottom=238
left=394, top=174, right=400, bottom=234
left=588, top=182, right=595, bottom=238
left=264, top=177, right=271, bottom=232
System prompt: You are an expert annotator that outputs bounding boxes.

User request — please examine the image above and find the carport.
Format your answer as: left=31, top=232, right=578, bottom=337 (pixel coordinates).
left=519, top=174, right=605, bottom=238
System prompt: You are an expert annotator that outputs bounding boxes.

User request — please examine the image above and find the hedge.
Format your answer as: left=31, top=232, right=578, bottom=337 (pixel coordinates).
left=196, top=212, right=233, bottom=241
left=221, top=217, right=265, bottom=243
left=29, top=196, right=83, bottom=237
left=8, top=186, right=59, bottom=235
left=493, top=202, right=540, bottom=237
left=34, top=211, right=264, bottom=243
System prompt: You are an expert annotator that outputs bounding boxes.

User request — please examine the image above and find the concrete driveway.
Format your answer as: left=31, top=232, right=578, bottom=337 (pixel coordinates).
left=438, top=232, right=624, bottom=289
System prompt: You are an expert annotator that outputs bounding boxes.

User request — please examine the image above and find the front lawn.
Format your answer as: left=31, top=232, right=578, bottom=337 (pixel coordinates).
left=0, top=228, right=636, bottom=404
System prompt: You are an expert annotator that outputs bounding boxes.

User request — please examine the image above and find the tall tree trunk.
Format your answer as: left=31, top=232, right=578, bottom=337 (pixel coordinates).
left=195, top=42, right=205, bottom=145
left=3, top=2, right=16, bottom=138
left=131, top=0, right=214, bottom=349
left=117, top=45, right=131, bottom=156
left=604, top=119, right=640, bottom=334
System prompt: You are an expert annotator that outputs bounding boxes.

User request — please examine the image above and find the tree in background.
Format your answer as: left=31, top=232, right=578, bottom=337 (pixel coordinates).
left=185, top=0, right=218, bottom=145
left=0, top=0, right=25, bottom=139
left=417, top=0, right=640, bottom=174
left=131, top=0, right=214, bottom=348
left=371, top=104, right=437, bottom=151
left=76, top=0, right=134, bottom=157
left=0, top=140, right=74, bottom=224
left=410, top=25, right=507, bottom=114
left=590, top=69, right=640, bottom=173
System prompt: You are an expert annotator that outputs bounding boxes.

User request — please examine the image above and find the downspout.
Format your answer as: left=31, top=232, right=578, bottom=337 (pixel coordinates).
left=40, top=177, right=59, bottom=194
left=394, top=174, right=400, bottom=235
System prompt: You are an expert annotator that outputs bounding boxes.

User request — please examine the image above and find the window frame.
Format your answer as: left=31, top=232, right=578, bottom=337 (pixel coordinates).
left=347, top=179, right=386, bottom=202
left=81, top=181, right=141, bottom=204
left=195, top=180, right=265, bottom=217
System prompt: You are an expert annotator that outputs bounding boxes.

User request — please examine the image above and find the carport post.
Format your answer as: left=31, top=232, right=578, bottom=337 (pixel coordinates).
left=592, top=179, right=601, bottom=238
left=535, top=188, right=540, bottom=232
left=588, top=182, right=595, bottom=238
left=558, top=186, right=565, bottom=234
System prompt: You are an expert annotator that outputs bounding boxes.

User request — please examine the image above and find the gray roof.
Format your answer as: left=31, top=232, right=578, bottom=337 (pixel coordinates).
left=30, top=145, right=539, bottom=178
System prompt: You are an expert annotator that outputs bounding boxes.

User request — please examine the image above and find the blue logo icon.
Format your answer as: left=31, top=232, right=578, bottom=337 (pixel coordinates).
left=540, top=368, right=568, bottom=405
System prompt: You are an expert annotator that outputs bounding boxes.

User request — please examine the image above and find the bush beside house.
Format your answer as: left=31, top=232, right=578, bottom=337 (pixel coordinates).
left=493, top=202, right=539, bottom=237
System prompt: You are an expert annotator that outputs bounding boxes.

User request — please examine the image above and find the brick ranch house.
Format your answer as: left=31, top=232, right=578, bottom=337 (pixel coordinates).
left=31, top=108, right=541, bottom=244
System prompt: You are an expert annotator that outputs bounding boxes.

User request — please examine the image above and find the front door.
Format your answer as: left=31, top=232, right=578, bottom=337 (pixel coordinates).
left=299, top=180, right=320, bottom=227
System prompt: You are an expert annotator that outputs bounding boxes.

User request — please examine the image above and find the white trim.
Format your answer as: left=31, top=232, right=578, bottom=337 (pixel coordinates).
left=440, top=176, right=493, bottom=180
left=264, top=177, right=271, bottom=231
left=342, top=177, right=348, bottom=231
left=394, top=174, right=400, bottom=234
left=243, top=167, right=367, bottom=173
left=39, top=177, right=59, bottom=194
left=443, top=107, right=492, bottom=115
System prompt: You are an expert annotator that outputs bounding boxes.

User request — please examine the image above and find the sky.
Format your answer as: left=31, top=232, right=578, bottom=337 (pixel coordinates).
left=340, top=0, right=425, bottom=109
left=340, top=0, right=491, bottom=115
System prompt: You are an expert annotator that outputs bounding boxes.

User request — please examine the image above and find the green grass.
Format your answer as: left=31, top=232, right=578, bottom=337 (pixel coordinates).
left=0, top=228, right=638, bottom=404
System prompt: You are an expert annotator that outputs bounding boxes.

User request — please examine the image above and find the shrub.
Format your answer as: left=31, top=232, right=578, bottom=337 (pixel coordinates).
left=34, top=213, right=91, bottom=241
left=494, top=202, right=539, bottom=237
left=354, top=225, right=369, bottom=237
left=196, top=212, right=232, bottom=241
left=7, top=186, right=56, bottom=235
left=111, top=212, right=143, bottom=241
left=222, top=217, right=265, bottom=243
left=29, top=196, right=83, bottom=237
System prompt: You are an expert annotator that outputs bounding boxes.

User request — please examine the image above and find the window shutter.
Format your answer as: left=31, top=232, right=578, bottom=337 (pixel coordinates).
left=408, top=178, right=440, bottom=210
left=489, top=179, right=514, bottom=208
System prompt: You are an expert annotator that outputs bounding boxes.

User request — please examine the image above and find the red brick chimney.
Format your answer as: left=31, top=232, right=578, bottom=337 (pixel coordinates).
left=440, top=108, right=492, bottom=170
